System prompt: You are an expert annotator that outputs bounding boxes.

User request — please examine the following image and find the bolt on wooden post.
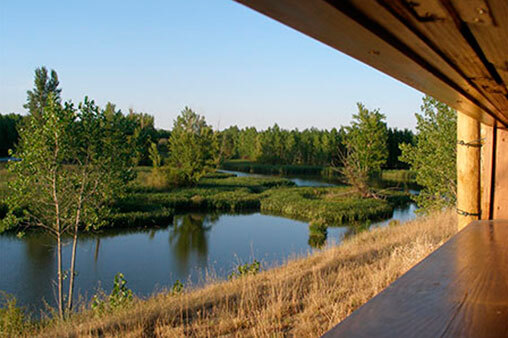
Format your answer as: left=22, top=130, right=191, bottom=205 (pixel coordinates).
left=457, top=112, right=481, bottom=231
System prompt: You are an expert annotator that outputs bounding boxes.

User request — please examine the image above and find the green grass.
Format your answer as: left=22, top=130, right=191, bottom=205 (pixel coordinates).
left=260, top=187, right=409, bottom=226
left=0, top=165, right=411, bottom=231
left=110, top=174, right=296, bottom=227
left=381, top=169, right=416, bottom=182
left=105, top=209, right=174, bottom=229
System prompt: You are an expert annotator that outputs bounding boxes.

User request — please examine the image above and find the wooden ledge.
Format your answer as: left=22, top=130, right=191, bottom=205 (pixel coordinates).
left=324, top=220, right=508, bottom=337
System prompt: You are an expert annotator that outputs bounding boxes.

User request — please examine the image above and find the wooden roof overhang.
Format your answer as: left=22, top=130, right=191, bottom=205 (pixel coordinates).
left=235, top=0, right=508, bottom=128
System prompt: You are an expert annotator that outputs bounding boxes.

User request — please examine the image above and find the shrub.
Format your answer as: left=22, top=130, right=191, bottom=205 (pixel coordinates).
left=91, top=273, right=133, bottom=317
left=228, top=260, right=261, bottom=279
left=170, top=280, right=184, bottom=295
left=146, top=168, right=170, bottom=189
left=0, top=293, right=30, bottom=336
left=388, top=219, right=401, bottom=227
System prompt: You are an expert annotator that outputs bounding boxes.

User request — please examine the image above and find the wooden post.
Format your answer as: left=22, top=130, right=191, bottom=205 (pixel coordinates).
left=457, top=112, right=481, bottom=231
left=480, top=123, right=494, bottom=220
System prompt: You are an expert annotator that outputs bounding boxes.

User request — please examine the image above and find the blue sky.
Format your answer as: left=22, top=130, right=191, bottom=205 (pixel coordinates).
left=0, top=0, right=423, bottom=130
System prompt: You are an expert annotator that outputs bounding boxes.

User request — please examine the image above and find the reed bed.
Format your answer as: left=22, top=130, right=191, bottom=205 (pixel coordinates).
left=222, top=160, right=330, bottom=177
left=260, top=187, right=409, bottom=226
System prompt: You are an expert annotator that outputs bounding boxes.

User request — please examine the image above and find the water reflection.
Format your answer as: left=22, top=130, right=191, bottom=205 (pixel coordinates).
left=308, top=224, right=327, bottom=248
left=22, top=234, right=56, bottom=308
left=0, top=207, right=417, bottom=314
left=169, top=214, right=215, bottom=274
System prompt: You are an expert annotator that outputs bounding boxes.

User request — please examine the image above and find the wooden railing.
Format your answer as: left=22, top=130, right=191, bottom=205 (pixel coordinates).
left=323, top=220, right=508, bottom=337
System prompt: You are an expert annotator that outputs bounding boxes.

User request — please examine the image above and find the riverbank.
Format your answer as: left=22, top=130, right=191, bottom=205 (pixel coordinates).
left=0, top=167, right=411, bottom=231
left=221, top=160, right=416, bottom=183
left=111, top=167, right=410, bottom=229
left=15, top=210, right=455, bottom=337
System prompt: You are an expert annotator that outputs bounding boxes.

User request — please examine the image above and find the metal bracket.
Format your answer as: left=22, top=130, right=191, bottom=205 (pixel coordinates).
left=456, top=208, right=481, bottom=217
left=457, top=138, right=484, bottom=148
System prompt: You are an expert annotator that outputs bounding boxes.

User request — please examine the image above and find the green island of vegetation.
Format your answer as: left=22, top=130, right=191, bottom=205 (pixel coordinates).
left=108, top=167, right=410, bottom=230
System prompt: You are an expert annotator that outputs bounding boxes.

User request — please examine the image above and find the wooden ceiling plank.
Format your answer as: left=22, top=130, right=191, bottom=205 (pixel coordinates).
left=376, top=0, right=490, bottom=79
left=376, top=0, right=508, bottom=124
left=459, top=0, right=508, bottom=86
left=235, top=0, right=503, bottom=126
left=453, top=0, right=494, bottom=26
left=348, top=0, right=507, bottom=125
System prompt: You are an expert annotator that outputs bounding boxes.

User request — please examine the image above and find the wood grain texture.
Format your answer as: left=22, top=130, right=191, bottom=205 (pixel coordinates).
left=480, top=123, right=494, bottom=220
left=324, top=220, right=508, bottom=337
left=234, top=0, right=508, bottom=126
left=457, top=112, right=481, bottom=230
left=492, top=128, right=508, bottom=219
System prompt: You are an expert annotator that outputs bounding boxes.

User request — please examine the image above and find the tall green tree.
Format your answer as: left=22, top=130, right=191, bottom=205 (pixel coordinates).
left=167, top=107, right=214, bottom=185
left=400, top=96, right=457, bottom=212
left=24, top=66, right=61, bottom=119
left=338, top=103, right=388, bottom=197
left=2, top=94, right=133, bottom=318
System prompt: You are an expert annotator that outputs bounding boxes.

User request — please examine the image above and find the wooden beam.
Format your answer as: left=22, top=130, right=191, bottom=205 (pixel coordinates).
left=457, top=112, right=481, bottom=230
left=324, top=220, right=508, bottom=337
left=234, top=0, right=508, bottom=126
left=480, top=123, right=495, bottom=220
left=492, top=127, right=508, bottom=219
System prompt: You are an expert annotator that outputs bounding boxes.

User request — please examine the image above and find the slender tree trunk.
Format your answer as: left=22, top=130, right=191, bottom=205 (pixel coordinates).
left=67, top=187, right=84, bottom=312
left=52, top=130, right=64, bottom=318
left=56, top=232, right=64, bottom=319
left=66, top=222, right=79, bottom=312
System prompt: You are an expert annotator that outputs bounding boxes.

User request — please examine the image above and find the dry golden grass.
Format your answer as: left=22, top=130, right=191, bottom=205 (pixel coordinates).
left=35, top=210, right=456, bottom=338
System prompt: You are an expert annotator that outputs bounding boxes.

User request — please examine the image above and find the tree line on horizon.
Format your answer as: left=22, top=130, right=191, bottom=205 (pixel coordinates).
left=1, top=90, right=414, bottom=172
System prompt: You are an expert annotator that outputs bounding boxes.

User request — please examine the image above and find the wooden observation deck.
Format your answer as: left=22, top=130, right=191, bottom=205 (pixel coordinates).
left=323, top=220, right=508, bottom=337
left=235, top=1, right=508, bottom=336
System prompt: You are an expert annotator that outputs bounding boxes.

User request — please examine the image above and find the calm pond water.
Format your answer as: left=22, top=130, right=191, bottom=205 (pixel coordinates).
left=218, top=169, right=337, bottom=187
left=218, top=169, right=419, bottom=192
left=0, top=171, right=417, bottom=314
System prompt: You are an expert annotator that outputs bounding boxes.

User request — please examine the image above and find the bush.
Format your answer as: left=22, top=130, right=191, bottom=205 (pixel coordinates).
left=170, top=280, right=184, bottom=295
left=0, top=293, right=30, bottom=336
left=91, top=273, right=133, bottom=317
left=228, top=260, right=261, bottom=279
left=146, top=168, right=170, bottom=189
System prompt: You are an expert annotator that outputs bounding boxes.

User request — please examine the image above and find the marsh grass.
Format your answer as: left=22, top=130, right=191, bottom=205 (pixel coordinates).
left=380, top=169, right=415, bottom=182
left=1, top=166, right=410, bottom=230
left=26, top=210, right=456, bottom=337
left=222, top=160, right=331, bottom=176
left=260, top=187, right=410, bottom=226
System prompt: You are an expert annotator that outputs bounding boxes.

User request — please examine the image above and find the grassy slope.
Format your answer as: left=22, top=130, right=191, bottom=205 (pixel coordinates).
left=34, top=210, right=456, bottom=337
